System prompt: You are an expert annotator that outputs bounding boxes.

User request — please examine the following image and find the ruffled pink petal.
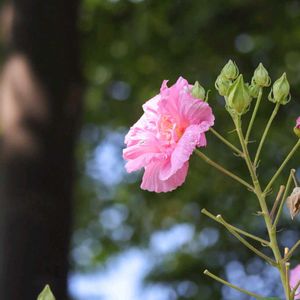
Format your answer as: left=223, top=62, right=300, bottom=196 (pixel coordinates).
left=124, top=152, right=165, bottom=173
left=158, top=77, right=190, bottom=120
left=290, top=265, right=300, bottom=299
left=141, top=160, right=189, bottom=193
left=158, top=78, right=214, bottom=128
left=123, top=133, right=164, bottom=173
left=178, top=96, right=215, bottom=126
left=159, top=124, right=207, bottom=180
left=160, top=80, right=169, bottom=93
left=142, top=94, right=160, bottom=115
left=296, top=116, right=300, bottom=129
left=125, top=113, right=152, bottom=146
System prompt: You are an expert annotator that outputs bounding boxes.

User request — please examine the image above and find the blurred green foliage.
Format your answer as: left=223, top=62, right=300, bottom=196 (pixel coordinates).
left=73, top=0, right=300, bottom=299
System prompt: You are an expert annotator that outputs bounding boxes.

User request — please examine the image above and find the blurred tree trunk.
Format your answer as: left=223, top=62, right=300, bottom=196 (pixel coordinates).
left=0, top=1, right=82, bottom=299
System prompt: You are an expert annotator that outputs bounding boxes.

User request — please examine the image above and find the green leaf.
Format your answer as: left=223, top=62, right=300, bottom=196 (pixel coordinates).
left=37, top=285, right=55, bottom=300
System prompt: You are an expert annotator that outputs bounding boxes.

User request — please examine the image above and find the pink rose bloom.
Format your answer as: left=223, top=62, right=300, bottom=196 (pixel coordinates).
left=290, top=264, right=300, bottom=299
left=296, top=117, right=300, bottom=129
left=123, top=77, right=215, bottom=193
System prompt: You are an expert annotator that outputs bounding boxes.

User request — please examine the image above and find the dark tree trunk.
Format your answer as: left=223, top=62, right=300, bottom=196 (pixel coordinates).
left=0, top=1, right=82, bottom=299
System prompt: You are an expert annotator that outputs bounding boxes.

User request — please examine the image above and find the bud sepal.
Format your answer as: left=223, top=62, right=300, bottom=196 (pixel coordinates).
left=221, top=60, right=239, bottom=80
left=191, top=81, right=206, bottom=100
left=268, top=73, right=290, bottom=105
left=252, top=63, right=271, bottom=87
left=226, top=75, right=252, bottom=116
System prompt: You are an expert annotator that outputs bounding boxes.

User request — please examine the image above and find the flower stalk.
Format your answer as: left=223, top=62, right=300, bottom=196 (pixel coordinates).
left=203, top=269, right=265, bottom=299
left=254, top=102, right=280, bottom=166
left=270, top=185, right=285, bottom=222
left=284, top=240, right=300, bottom=262
left=245, top=87, right=263, bottom=143
left=209, top=128, right=243, bottom=156
left=201, top=208, right=269, bottom=245
left=194, top=149, right=253, bottom=190
left=264, top=141, right=300, bottom=194
left=272, top=169, right=295, bottom=229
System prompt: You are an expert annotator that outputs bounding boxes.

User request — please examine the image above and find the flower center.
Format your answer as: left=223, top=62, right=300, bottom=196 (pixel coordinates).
left=158, top=115, right=185, bottom=144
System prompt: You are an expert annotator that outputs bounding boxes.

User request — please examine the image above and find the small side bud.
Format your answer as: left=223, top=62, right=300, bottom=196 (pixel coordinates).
left=191, top=81, right=206, bottom=100
left=268, top=73, right=290, bottom=105
left=252, top=63, right=271, bottom=87
left=215, top=75, right=231, bottom=96
left=286, top=187, right=300, bottom=219
left=249, top=83, right=260, bottom=98
left=294, top=116, right=300, bottom=138
left=226, top=75, right=252, bottom=115
left=221, top=59, right=239, bottom=80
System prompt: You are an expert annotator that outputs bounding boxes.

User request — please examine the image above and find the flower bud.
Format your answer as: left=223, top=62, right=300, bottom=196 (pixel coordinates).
left=252, top=63, right=271, bottom=87
left=249, top=83, right=260, bottom=98
left=226, top=75, right=252, bottom=115
left=191, top=81, right=206, bottom=100
left=294, top=117, right=300, bottom=138
left=221, top=60, right=239, bottom=80
left=268, top=73, right=290, bottom=105
left=286, top=187, right=300, bottom=219
left=215, top=75, right=231, bottom=96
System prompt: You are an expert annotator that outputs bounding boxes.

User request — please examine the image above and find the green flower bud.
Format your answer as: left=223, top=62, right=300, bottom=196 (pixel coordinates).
left=215, top=75, right=231, bottom=96
left=221, top=59, right=239, bottom=80
left=294, top=117, right=300, bottom=138
left=226, top=75, right=252, bottom=115
left=268, top=73, right=290, bottom=105
left=191, top=81, right=206, bottom=100
left=249, top=83, right=260, bottom=98
left=252, top=63, right=271, bottom=87
left=294, top=127, right=300, bottom=138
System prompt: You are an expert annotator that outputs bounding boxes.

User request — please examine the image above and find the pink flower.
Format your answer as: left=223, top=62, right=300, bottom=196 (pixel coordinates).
left=123, top=77, right=215, bottom=193
left=290, top=264, right=300, bottom=299
left=296, top=117, right=300, bottom=129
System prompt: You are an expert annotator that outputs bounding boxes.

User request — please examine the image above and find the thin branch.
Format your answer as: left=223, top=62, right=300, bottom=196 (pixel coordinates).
left=292, top=171, right=299, bottom=187
left=264, top=140, right=300, bottom=194
left=270, top=185, right=285, bottom=222
left=285, top=262, right=291, bottom=300
left=203, top=269, right=266, bottom=299
left=194, top=149, right=253, bottom=191
left=283, top=240, right=300, bottom=262
left=201, top=208, right=269, bottom=245
left=246, top=87, right=263, bottom=143
left=273, top=169, right=295, bottom=229
left=216, top=215, right=275, bottom=265
left=210, top=128, right=243, bottom=156
left=254, top=102, right=280, bottom=166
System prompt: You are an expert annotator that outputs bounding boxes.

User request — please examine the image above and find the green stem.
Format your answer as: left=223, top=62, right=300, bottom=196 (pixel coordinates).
left=203, top=269, right=266, bottom=299
left=254, top=102, right=281, bottom=166
left=194, top=149, right=253, bottom=190
left=292, top=171, right=299, bottom=187
left=284, top=240, right=300, bottom=262
left=201, top=208, right=269, bottom=245
left=210, top=128, right=243, bottom=156
left=216, top=215, right=275, bottom=265
left=273, top=169, right=295, bottom=229
left=285, top=262, right=291, bottom=300
left=270, top=185, right=285, bottom=222
left=246, top=87, right=263, bottom=143
left=234, top=115, right=290, bottom=300
left=264, top=140, right=300, bottom=194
